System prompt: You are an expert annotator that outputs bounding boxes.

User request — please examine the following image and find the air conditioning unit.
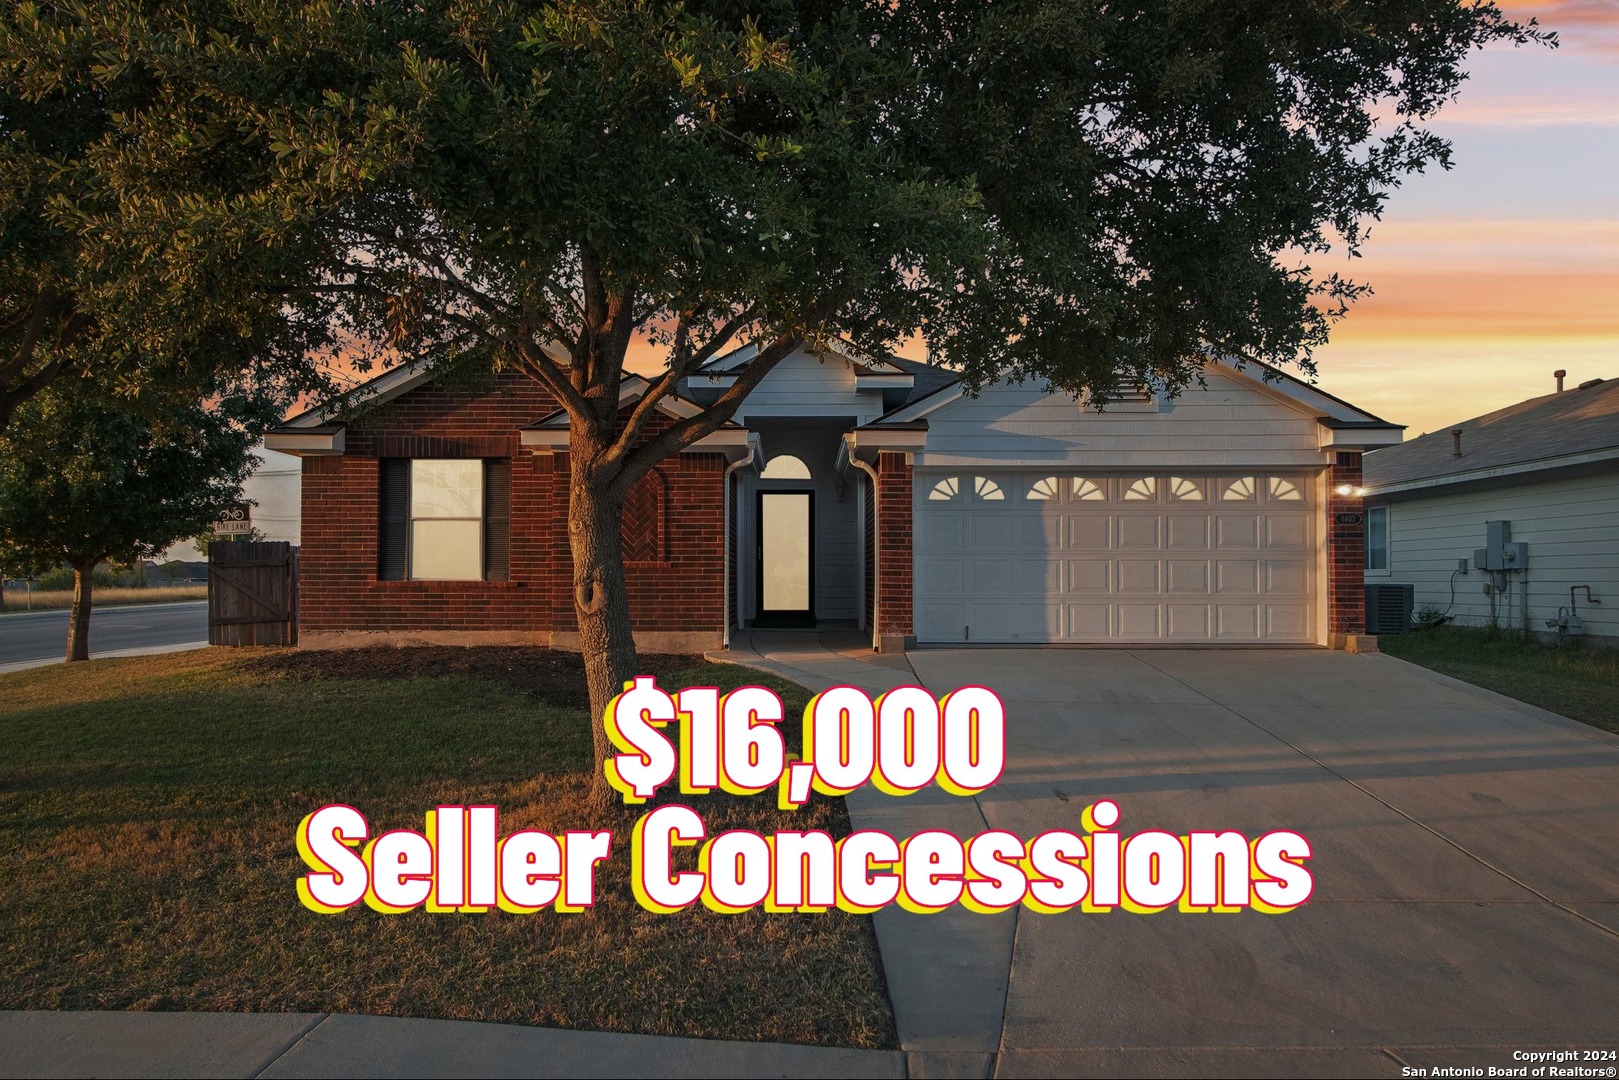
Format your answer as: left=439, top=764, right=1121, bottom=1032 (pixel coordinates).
left=1365, top=583, right=1414, bottom=635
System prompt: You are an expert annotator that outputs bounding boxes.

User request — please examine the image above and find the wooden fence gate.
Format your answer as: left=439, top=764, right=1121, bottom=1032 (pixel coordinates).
left=208, top=541, right=299, bottom=646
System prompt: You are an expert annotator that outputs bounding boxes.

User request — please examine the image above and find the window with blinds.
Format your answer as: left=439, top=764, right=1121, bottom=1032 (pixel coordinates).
left=377, top=458, right=510, bottom=581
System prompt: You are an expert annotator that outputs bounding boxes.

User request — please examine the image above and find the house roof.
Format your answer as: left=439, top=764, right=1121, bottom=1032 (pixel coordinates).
left=692, top=339, right=950, bottom=403
left=863, top=354, right=1400, bottom=436
left=1363, top=377, right=1619, bottom=492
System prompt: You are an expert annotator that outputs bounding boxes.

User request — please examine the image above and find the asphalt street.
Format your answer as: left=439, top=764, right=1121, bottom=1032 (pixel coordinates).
left=0, top=601, right=208, bottom=667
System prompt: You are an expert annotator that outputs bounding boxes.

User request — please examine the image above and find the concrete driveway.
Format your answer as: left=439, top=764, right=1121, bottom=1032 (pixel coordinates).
left=723, top=636, right=1619, bottom=1078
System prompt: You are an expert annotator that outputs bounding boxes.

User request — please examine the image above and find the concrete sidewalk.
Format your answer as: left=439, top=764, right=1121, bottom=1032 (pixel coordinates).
left=0, top=1011, right=905, bottom=1079
left=0, top=639, right=209, bottom=676
left=712, top=631, right=1014, bottom=1079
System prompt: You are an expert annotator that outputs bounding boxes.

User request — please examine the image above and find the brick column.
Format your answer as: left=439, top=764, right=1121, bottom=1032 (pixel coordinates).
left=1327, top=452, right=1367, bottom=647
left=875, top=451, right=914, bottom=652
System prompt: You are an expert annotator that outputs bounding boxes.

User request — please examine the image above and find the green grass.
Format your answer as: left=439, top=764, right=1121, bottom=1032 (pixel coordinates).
left=0, top=649, right=895, bottom=1047
left=1381, top=625, right=1619, bottom=735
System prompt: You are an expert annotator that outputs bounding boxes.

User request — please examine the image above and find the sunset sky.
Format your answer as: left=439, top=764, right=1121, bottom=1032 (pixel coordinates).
left=878, top=2, right=1619, bottom=436
left=1290, top=0, right=1619, bottom=435
left=349, top=3, right=1616, bottom=441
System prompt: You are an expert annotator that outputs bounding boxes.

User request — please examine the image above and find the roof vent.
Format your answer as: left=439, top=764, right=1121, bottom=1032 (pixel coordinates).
left=1451, top=428, right=1464, bottom=458
left=1555, top=369, right=1567, bottom=392
left=1578, top=378, right=1606, bottom=390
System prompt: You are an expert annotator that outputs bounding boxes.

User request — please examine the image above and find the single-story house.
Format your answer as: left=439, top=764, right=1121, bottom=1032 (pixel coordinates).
left=1361, top=374, right=1619, bottom=646
left=266, top=348, right=1401, bottom=652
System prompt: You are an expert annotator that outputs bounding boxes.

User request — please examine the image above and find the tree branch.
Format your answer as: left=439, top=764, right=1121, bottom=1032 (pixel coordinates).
left=0, top=287, right=61, bottom=385
left=612, top=321, right=814, bottom=497
left=512, top=332, right=593, bottom=418
left=606, top=303, right=757, bottom=463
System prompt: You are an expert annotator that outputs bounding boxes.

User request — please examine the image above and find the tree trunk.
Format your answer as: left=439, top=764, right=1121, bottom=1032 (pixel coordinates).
left=66, top=559, right=94, bottom=662
left=568, top=451, right=639, bottom=812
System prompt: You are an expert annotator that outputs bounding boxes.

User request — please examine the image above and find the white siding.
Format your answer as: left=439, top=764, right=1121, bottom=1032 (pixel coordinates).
left=160, top=446, right=302, bottom=562
left=1377, top=469, right=1619, bottom=641
left=917, top=368, right=1327, bottom=469
left=727, top=350, right=887, bottom=424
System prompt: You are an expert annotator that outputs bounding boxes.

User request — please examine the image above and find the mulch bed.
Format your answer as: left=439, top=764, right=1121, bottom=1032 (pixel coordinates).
left=246, top=646, right=701, bottom=709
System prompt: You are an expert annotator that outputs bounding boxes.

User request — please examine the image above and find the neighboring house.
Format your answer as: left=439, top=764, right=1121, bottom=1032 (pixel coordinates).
left=266, top=349, right=1400, bottom=652
left=161, top=444, right=303, bottom=563
left=1362, top=375, right=1619, bottom=645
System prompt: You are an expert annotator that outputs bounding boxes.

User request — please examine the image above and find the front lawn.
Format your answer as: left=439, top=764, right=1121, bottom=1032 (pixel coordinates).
left=0, top=647, right=895, bottom=1047
left=1381, top=626, right=1619, bottom=735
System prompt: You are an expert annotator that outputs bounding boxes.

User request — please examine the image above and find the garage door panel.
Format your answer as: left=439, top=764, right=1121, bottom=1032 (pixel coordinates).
left=1116, top=604, right=1163, bottom=638
left=1216, top=604, right=1261, bottom=639
left=1117, top=516, right=1161, bottom=548
left=1166, top=516, right=1211, bottom=549
left=1215, top=515, right=1260, bottom=549
left=1066, top=559, right=1111, bottom=592
left=1215, top=560, right=1259, bottom=593
left=1015, top=514, right=1061, bottom=548
left=969, top=557, right=1015, bottom=594
left=915, top=471, right=1316, bottom=644
left=925, top=514, right=967, bottom=551
left=1264, top=559, right=1310, bottom=595
left=1265, top=516, right=1310, bottom=549
left=917, top=556, right=965, bottom=594
left=1266, top=604, right=1310, bottom=640
left=1016, top=557, right=1062, bottom=595
left=1117, top=559, right=1162, bottom=592
left=1166, top=559, right=1211, bottom=593
left=917, top=601, right=966, bottom=641
left=969, top=516, right=1014, bottom=548
left=1066, top=603, right=1111, bottom=638
left=1065, top=515, right=1110, bottom=549
left=1166, top=604, right=1212, bottom=639
left=966, top=601, right=1044, bottom=641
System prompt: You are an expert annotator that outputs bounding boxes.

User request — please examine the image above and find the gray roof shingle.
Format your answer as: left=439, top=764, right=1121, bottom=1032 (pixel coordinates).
left=1363, top=377, right=1619, bottom=490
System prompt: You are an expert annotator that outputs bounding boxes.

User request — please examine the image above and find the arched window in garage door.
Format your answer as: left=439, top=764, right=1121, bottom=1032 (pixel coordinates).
left=1026, top=476, right=1061, bottom=501
left=1071, top=477, right=1106, bottom=501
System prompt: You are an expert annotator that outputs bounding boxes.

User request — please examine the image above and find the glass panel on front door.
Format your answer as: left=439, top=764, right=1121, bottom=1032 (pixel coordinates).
left=759, top=492, right=812, bottom=616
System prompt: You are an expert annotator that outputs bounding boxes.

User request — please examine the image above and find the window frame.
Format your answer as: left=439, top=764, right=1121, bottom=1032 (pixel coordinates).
left=408, top=459, right=485, bottom=582
left=1364, top=503, right=1390, bottom=575
left=378, top=457, right=509, bottom=583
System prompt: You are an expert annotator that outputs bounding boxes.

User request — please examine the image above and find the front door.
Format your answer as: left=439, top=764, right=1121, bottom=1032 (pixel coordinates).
left=756, top=490, right=814, bottom=627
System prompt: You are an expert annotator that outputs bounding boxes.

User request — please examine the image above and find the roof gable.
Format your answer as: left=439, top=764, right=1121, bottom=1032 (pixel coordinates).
left=870, top=357, right=1395, bottom=432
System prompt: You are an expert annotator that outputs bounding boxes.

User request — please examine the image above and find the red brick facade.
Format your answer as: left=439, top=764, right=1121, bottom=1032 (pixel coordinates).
left=1327, top=451, right=1366, bottom=639
left=297, top=374, right=1371, bottom=651
left=299, top=373, right=727, bottom=649
left=875, top=451, right=914, bottom=648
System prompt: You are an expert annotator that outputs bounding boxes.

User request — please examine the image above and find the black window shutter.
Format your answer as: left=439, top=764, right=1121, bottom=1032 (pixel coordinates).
left=484, top=458, right=511, bottom=581
left=378, top=459, right=409, bottom=580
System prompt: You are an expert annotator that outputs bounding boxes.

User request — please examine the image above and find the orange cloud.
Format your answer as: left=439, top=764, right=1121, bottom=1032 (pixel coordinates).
left=1309, top=216, right=1619, bottom=432
left=1318, top=220, right=1619, bottom=345
left=1500, top=0, right=1619, bottom=52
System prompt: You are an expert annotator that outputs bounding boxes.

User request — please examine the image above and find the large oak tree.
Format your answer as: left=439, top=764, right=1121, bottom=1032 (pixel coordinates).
left=5, top=1, right=1549, bottom=800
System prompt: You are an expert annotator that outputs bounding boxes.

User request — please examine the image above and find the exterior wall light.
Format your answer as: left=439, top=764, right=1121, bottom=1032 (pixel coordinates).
left=1334, top=483, right=1354, bottom=496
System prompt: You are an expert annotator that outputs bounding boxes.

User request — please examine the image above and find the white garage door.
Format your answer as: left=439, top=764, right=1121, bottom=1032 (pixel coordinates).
left=914, top=472, right=1317, bottom=644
